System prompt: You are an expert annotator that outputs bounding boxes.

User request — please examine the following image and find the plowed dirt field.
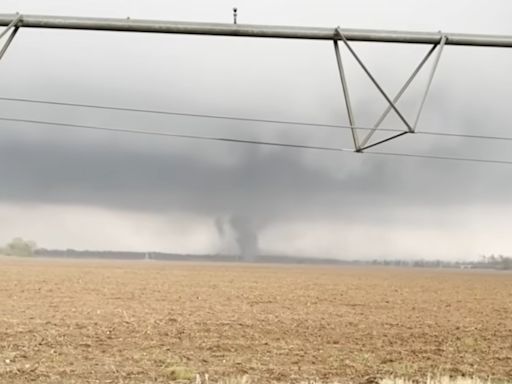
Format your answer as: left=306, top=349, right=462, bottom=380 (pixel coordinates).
left=0, top=258, right=511, bottom=383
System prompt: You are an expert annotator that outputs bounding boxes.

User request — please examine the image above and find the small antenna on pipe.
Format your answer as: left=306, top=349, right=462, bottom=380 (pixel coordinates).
left=233, top=7, right=237, bottom=25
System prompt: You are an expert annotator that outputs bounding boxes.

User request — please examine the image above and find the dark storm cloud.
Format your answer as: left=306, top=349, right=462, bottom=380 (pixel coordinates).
left=0, top=113, right=510, bottom=226
left=0, top=0, right=512, bottom=257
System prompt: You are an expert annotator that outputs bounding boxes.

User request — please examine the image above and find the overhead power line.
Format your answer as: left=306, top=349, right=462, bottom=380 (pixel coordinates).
left=0, top=95, right=403, bottom=133
left=1, top=96, right=512, bottom=143
left=1, top=115, right=512, bottom=166
left=0, top=115, right=351, bottom=152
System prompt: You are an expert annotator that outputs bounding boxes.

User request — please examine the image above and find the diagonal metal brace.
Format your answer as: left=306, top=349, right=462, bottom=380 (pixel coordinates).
left=412, top=34, right=447, bottom=131
left=0, top=26, right=19, bottom=61
left=335, top=26, right=414, bottom=134
left=361, top=34, right=446, bottom=150
left=359, top=35, right=446, bottom=150
left=361, top=131, right=408, bottom=151
left=0, top=13, right=21, bottom=41
left=359, top=43, right=439, bottom=148
left=333, top=39, right=360, bottom=151
left=0, top=14, right=21, bottom=62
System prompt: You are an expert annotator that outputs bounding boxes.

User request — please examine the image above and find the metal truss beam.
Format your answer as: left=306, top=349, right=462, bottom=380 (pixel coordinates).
left=0, top=13, right=508, bottom=152
left=359, top=43, right=439, bottom=148
left=336, top=27, right=414, bottom=136
left=0, top=14, right=511, bottom=47
left=333, top=27, right=447, bottom=152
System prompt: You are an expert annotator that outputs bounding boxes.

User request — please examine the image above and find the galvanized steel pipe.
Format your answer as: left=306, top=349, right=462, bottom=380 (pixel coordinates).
left=0, top=13, right=512, bottom=47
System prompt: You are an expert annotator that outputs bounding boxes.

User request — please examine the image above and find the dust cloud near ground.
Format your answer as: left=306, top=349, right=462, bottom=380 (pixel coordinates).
left=0, top=258, right=511, bottom=383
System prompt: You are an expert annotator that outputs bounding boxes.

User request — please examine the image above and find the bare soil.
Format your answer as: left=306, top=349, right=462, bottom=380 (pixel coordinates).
left=0, top=257, right=511, bottom=383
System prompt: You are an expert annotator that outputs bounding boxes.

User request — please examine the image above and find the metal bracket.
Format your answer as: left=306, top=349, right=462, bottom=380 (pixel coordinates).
left=0, top=13, right=21, bottom=40
left=333, top=26, right=446, bottom=151
left=0, top=14, right=21, bottom=61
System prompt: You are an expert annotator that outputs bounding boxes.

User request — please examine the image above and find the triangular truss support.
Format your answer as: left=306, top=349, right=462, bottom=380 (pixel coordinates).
left=333, top=26, right=447, bottom=152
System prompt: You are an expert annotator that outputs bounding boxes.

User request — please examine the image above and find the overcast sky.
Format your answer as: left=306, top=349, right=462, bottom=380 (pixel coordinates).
left=0, top=0, right=511, bottom=260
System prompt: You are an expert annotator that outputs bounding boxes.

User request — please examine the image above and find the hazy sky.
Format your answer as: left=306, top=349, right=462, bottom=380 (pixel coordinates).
left=0, top=0, right=511, bottom=259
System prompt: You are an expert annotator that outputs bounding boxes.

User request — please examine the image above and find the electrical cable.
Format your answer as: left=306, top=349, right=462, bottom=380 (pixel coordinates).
left=2, top=95, right=512, bottom=142
left=1, top=115, right=511, bottom=166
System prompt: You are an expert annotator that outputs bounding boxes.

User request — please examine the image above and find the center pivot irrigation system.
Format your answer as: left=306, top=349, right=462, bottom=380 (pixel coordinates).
left=1, top=13, right=512, bottom=160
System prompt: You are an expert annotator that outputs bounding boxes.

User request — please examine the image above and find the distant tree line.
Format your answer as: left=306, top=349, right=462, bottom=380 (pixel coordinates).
left=0, top=238, right=37, bottom=257
left=35, top=248, right=240, bottom=262
left=2, top=238, right=511, bottom=270
left=477, top=254, right=512, bottom=270
left=369, top=255, right=512, bottom=270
